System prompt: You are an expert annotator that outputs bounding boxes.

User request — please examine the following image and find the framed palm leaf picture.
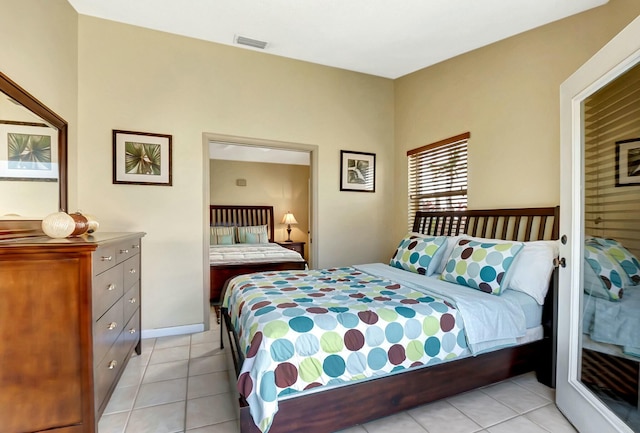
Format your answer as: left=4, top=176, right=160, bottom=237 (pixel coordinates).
left=113, top=130, right=172, bottom=186
left=0, top=123, right=58, bottom=181
left=340, top=150, right=376, bottom=192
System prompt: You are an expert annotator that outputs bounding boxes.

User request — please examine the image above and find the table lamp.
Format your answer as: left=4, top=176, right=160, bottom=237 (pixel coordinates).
left=281, top=211, right=298, bottom=242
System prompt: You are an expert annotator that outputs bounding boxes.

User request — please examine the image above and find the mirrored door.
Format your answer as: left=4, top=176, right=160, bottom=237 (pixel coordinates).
left=580, top=63, right=640, bottom=431
left=558, top=15, right=640, bottom=433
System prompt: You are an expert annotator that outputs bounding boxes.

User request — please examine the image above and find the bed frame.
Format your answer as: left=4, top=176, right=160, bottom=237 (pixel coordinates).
left=221, top=206, right=560, bottom=433
left=209, top=205, right=307, bottom=303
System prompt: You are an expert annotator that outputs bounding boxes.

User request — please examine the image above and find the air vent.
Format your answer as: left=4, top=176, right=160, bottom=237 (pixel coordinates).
left=234, top=35, right=268, bottom=50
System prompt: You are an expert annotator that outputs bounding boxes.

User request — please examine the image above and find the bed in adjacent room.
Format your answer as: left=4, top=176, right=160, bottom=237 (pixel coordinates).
left=209, top=205, right=307, bottom=304
left=220, top=206, right=560, bottom=433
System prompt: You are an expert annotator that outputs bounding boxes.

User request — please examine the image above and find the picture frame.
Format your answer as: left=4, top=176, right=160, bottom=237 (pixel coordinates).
left=340, top=150, right=376, bottom=192
left=615, top=138, right=640, bottom=186
left=0, top=122, right=58, bottom=182
left=113, top=129, right=172, bottom=186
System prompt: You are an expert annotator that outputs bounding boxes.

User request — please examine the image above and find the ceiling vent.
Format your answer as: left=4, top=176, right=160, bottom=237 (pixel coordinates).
left=234, top=35, right=268, bottom=49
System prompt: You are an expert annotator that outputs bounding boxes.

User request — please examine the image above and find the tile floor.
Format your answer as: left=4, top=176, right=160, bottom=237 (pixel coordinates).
left=98, top=307, right=578, bottom=433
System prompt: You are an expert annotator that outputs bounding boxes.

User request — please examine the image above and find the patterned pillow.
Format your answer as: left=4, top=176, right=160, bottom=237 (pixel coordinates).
left=237, top=225, right=269, bottom=243
left=584, top=243, right=625, bottom=301
left=440, top=239, right=524, bottom=295
left=590, top=237, right=640, bottom=285
left=583, top=257, right=614, bottom=300
left=245, top=231, right=268, bottom=244
left=210, top=226, right=235, bottom=245
left=389, top=234, right=447, bottom=276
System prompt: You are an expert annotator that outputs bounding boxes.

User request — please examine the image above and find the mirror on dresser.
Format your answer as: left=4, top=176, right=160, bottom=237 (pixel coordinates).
left=0, top=70, right=68, bottom=239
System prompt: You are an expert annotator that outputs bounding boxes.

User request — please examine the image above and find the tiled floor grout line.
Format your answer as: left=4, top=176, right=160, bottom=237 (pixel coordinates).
left=134, top=338, right=156, bottom=433
left=184, top=334, right=192, bottom=433
left=121, top=338, right=153, bottom=433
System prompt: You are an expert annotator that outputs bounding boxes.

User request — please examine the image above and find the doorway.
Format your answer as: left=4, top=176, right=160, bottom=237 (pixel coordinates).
left=200, top=132, right=319, bottom=327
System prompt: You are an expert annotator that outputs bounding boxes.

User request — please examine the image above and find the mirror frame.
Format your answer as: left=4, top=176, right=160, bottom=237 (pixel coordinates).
left=0, top=70, right=68, bottom=213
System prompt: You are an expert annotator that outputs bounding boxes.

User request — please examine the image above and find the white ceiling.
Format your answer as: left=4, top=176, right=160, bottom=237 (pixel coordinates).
left=66, top=0, right=607, bottom=79
left=209, top=142, right=310, bottom=165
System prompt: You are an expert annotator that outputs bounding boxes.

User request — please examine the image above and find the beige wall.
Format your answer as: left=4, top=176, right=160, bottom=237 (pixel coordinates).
left=0, top=0, right=78, bottom=212
left=76, top=16, right=394, bottom=331
left=5, top=0, right=639, bottom=334
left=210, top=159, right=310, bottom=258
left=392, top=0, right=640, bottom=244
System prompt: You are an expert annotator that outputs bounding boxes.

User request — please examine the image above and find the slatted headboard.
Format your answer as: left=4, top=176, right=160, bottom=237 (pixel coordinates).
left=210, top=205, right=275, bottom=243
left=412, top=207, right=560, bottom=241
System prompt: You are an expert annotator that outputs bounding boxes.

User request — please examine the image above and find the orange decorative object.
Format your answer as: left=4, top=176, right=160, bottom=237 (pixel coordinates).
left=69, top=212, right=89, bottom=236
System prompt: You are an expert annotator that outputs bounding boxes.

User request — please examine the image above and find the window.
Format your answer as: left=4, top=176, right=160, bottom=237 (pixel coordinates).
left=407, top=132, right=469, bottom=227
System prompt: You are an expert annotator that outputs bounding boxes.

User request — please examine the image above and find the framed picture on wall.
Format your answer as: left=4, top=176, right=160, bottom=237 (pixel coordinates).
left=340, top=150, right=376, bottom=192
left=615, top=138, right=640, bottom=186
left=0, top=122, right=58, bottom=182
left=113, top=129, right=172, bottom=186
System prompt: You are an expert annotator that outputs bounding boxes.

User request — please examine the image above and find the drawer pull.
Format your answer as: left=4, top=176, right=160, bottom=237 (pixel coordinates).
left=108, top=360, right=117, bottom=370
left=101, top=255, right=113, bottom=262
left=129, top=269, right=136, bottom=274
left=132, top=244, right=140, bottom=249
left=120, top=249, right=129, bottom=254
left=107, top=322, right=118, bottom=330
left=129, top=298, right=136, bottom=304
left=107, top=283, right=117, bottom=291
left=129, top=328, right=137, bottom=334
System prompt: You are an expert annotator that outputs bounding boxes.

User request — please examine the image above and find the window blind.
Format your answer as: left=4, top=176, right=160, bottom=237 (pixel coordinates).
left=584, top=62, right=640, bottom=258
left=407, top=132, right=469, bottom=229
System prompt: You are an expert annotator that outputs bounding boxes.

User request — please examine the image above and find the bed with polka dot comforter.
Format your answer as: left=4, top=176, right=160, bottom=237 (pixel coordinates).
left=222, top=263, right=527, bottom=432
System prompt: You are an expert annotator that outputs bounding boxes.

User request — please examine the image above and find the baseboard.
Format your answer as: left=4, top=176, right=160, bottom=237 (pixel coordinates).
left=141, top=323, right=205, bottom=339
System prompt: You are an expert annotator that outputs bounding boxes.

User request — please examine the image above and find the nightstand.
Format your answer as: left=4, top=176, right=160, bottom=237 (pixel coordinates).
left=277, top=241, right=305, bottom=257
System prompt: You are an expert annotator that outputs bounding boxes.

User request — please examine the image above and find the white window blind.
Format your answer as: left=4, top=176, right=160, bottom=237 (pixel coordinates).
left=407, top=132, right=469, bottom=228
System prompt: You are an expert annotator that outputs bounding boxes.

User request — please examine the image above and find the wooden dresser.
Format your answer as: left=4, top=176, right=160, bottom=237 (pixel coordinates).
left=0, top=232, right=145, bottom=433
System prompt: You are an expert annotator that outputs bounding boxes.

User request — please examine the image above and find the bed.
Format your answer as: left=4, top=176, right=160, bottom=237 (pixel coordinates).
left=209, top=205, right=307, bottom=304
left=581, top=236, right=640, bottom=406
left=221, top=206, right=560, bottom=433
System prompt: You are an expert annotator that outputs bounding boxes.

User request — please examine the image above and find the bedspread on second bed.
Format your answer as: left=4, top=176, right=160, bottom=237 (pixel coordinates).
left=209, top=243, right=304, bottom=266
left=223, top=265, right=527, bottom=432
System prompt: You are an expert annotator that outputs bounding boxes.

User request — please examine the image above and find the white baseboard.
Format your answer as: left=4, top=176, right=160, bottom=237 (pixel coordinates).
left=141, top=323, right=205, bottom=339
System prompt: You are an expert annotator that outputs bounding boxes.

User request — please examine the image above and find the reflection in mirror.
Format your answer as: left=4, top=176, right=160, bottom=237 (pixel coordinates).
left=0, top=71, right=67, bottom=219
left=581, top=61, right=640, bottom=431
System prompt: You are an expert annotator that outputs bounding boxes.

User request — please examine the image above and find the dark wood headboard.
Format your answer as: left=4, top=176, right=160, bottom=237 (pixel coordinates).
left=412, top=206, right=559, bottom=242
left=210, top=205, right=275, bottom=243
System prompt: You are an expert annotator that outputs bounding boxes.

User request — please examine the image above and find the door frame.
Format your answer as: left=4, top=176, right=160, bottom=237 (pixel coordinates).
left=558, top=15, right=640, bottom=433
left=201, top=132, right=318, bottom=329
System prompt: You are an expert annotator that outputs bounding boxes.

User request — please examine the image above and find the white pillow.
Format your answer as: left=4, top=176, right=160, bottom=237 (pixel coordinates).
left=506, top=240, right=559, bottom=305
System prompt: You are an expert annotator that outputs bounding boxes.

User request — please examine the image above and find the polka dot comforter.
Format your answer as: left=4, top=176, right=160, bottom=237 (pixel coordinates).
left=223, top=264, right=526, bottom=432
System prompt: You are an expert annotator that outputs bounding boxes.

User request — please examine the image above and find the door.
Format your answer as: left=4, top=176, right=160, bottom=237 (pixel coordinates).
left=558, top=15, right=640, bottom=433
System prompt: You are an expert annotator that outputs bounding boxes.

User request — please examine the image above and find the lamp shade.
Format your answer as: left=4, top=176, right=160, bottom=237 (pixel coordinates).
left=281, top=212, right=298, bottom=225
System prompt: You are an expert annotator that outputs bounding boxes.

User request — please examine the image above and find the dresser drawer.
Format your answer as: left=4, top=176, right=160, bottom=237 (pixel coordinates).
left=93, top=244, right=117, bottom=275
left=93, top=300, right=124, bottom=366
left=122, top=255, right=140, bottom=291
left=123, top=308, right=141, bottom=356
left=123, top=282, right=140, bottom=324
left=93, top=264, right=124, bottom=320
left=94, top=333, right=126, bottom=411
left=115, top=238, right=140, bottom=264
